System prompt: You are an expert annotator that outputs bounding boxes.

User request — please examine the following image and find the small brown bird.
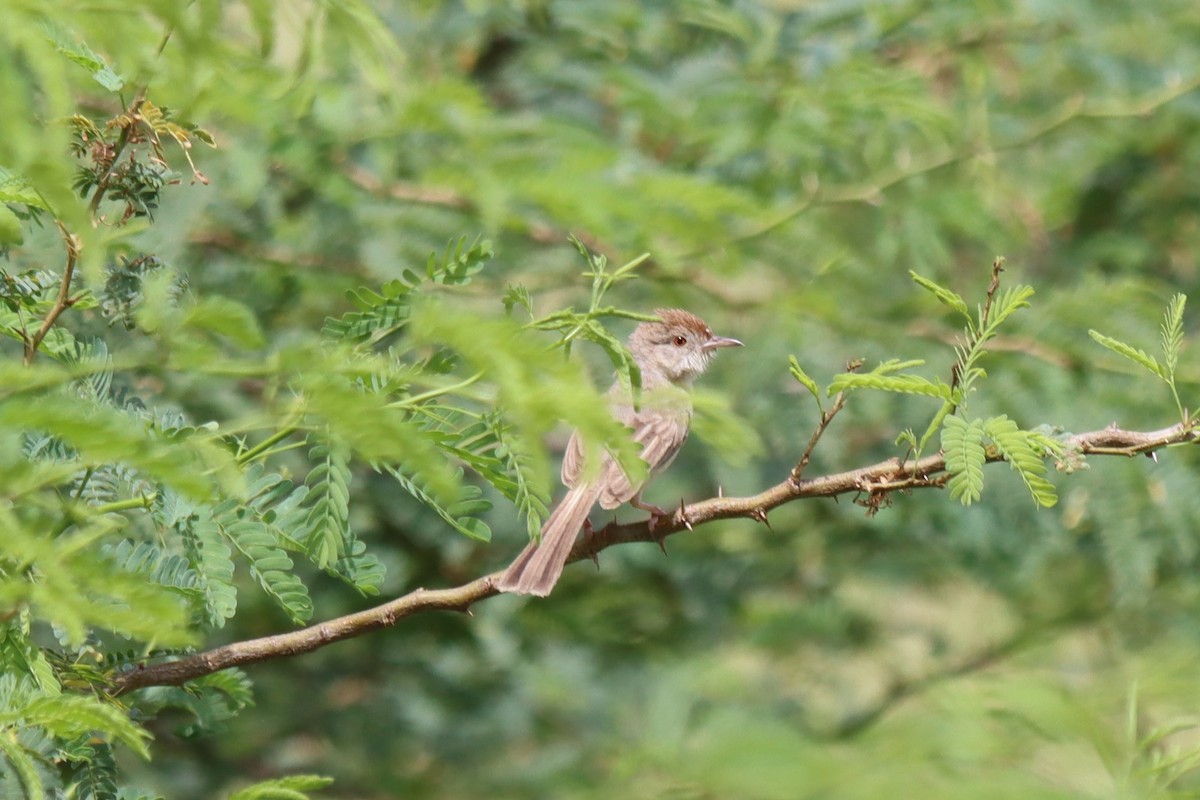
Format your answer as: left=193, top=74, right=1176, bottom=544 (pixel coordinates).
left=497, top=309, right=743, bottom=596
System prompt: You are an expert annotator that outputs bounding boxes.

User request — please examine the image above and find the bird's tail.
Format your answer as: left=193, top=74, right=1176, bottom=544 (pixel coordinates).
left=496, top=481, right=603, bottom=596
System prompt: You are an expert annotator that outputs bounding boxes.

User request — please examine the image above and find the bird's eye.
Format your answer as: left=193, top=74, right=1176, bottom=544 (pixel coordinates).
left=673, top=335, right=687, bottom=347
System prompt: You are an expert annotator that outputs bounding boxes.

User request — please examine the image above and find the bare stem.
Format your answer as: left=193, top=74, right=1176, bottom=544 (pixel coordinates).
left=792, top=390, right=848, bottom=484
left=238, top=425, right=303, bottom=466
left=978, top=257, right=1006, bottom=333
left=23, top=222, right=81, bottom=365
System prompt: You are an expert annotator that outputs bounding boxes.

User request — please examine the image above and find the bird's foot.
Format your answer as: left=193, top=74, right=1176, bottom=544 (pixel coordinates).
left=631, top=496, right=679, bottom=555
left=631, top=496, right=669, bottom=520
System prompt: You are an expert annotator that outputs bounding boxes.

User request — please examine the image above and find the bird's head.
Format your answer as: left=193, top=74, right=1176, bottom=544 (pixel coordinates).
left=628, top=308, right=743, bottom=386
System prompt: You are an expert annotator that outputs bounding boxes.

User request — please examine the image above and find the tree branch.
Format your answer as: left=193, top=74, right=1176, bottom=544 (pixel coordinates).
left=23, top=222, right=81, bottom=365
left=108, top=421, right=1197, bottom=695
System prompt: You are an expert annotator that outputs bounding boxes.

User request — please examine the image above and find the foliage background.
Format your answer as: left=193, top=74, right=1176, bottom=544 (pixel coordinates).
left=4, top=0, right=1200, bottom=797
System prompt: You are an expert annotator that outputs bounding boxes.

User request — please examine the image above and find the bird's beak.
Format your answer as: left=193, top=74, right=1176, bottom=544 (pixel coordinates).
left=703, top=335, right=744, bottom=351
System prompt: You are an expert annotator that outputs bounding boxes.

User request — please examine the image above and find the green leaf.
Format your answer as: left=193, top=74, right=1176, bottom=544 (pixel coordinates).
left=827, top=371, right=951, bottom=399
left=427, top=235, right=493, bottom=285
left=0, top=269, right=59, bottom=315
left=1161, top=293, right=1186, bottom=378
left=183, top=297, right=265, bottom=349
left=297, top=370, right=461, bottom=502
left=301, top=439, right=353, bottom=569
left=486, top=414, right=550, bottom=540
left=1088, top=330, right=1166, bottom=380
left=0, top=394, right=218, bottom=500
left=0, top=731, right=44, bottom=798
left=134, top=669, right=253, bottom=741
left=228, top=774, right=334, bottom=800
left=873, top=358, right=927, bottom=376
left=387, top=466, right=492, bottom=541
left=0, top=204, right=23, bottom=245
left=788, top=356, right=823, bottom=409
left=0, top=167, right=50, bottom=209
left=182, top=512, right=238, bottom=627
left=106, top=539, right=201, bottom=595
left=327, top=539, right=386, bottom=595
left=42, top=22, right=126, bottom=91
left=910, top=271, right=970, bottom=321
left=409, top=303, right=639, bottom=484
left=325, top=284, right=413, bottom=342
left=63, top=739, right=119, bottom=800
left=219, top=509, right=314, bottom=624
left=983, top=416, right=1057, bottom=508
left=579, top=317, right=642, bottom=396
left=0, top=624, right=60, bottom=695
left=941, top=415, right=986, bottom=505
left=197, top=668, right=255, bottom=713
left=25, top=693, right=152, bottom=759
left=980, top=285, right=1035, bottom=333
left=503, top=284, right=534, bottom=318
left=530, top=309, right=648, bottom=394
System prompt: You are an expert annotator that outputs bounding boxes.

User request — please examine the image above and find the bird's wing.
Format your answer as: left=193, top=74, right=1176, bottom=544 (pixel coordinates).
left=597, top=407, right=690, bottom=510
left=560, top=428, right=586, bottom=488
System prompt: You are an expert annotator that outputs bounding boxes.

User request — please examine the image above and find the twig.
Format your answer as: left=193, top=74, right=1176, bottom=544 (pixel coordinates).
left=23, top=222, right=81, bottom=365
left=107, top=421, right=1199, bottom=695
left=979, top=257, right=1005, bottom=330
left=792, top=387, right=850, bottom=485
left=237, top=425, right=302, bottom=466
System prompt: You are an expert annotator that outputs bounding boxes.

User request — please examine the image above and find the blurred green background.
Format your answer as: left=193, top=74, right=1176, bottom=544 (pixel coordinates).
left=8, top=0, right=1200, bottom=797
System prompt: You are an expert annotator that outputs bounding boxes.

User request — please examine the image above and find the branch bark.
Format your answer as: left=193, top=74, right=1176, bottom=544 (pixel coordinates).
left=108, top=421, right=1197, bottom=696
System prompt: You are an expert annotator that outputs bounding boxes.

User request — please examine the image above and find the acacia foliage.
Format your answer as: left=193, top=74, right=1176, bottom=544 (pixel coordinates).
left=0, top=7, right=655, bottom=796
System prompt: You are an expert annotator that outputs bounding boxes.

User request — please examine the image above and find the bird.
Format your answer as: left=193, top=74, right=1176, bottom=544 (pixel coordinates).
left=496, top=308, right=743, bottom=596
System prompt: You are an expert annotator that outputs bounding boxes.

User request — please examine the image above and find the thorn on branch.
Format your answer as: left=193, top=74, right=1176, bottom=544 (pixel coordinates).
left=791, top=383, right=850, bottom=484
left=750, top=507, right=772, bottom=529
left=677, top=497, right=693, bottom=531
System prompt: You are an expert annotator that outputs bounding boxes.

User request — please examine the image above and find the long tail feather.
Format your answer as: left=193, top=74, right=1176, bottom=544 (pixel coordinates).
left=496, top=481, right=603, bottom=596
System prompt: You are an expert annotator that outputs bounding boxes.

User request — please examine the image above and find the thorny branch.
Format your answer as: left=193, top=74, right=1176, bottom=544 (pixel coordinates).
left=109, top=420, right=1198, bottom=696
